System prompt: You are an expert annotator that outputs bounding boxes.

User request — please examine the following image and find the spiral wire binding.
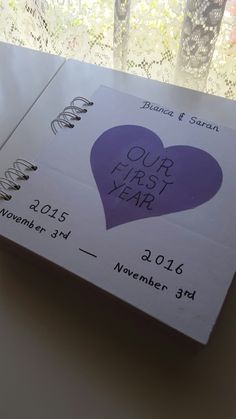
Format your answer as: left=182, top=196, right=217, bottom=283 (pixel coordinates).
left=0, top=96, right=93, bottom=199
left=0, top=159, right=37, bottom=201
left=51, top=96, right=94, bottom=135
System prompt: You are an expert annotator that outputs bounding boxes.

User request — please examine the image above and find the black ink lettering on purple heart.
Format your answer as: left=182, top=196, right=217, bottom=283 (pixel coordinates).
left=90, top=125, right=223, bottom=229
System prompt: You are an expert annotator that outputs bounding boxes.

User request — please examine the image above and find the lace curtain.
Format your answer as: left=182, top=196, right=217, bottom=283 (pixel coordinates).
left=0, top=0, right=235, bottom=99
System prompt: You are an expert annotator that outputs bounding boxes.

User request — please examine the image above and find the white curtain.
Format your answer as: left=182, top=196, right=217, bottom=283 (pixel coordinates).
left=0, top=0, right=235, bottom=99
left=176, top=0, right=228, bottom=90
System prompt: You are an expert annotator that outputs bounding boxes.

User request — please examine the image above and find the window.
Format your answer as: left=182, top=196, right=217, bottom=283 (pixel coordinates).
left=1, top=0, right=235, bottom=99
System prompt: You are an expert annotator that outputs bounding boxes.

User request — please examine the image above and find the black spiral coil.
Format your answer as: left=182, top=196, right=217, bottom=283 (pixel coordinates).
left=0, top=159, right=37, bottom=201
left=51, top=96, right=94, bottom=134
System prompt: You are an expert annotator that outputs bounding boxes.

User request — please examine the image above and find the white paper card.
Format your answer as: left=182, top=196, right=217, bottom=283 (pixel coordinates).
left=1, top=86, right=235, bottom=343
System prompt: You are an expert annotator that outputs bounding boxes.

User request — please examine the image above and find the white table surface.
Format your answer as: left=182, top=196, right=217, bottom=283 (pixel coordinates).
left=0, top=41, right=65, bottom=148
left=0, top=46, right=236, bottom=419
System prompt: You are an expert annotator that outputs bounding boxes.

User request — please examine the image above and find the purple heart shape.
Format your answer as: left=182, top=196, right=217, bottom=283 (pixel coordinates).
left=90, top=125, right=223, bottom=229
